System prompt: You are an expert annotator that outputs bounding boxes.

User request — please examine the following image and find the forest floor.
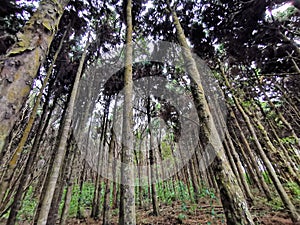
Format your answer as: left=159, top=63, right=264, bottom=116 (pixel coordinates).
left=67, top=197, right=300, bottom=225
left=1, top=189, right=299, bottom=225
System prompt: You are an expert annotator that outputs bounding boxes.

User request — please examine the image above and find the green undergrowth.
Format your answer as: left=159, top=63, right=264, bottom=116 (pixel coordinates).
left=2, top=186, right=37, bottom=222
left=4, top=180, right=299, bottom=223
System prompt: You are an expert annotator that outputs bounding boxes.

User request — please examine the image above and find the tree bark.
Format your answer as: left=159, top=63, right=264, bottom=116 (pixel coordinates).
left=167, top=3, right=255, bottom=224
left=59, top=144, right=77, bottom=225
left=220, top=68, right=300, bottom=222
left=225, top=132, right=254, bottom=203
left=91, top=112, right=108, bottom=219
left=229, top=109, right=272, bottom=200
left=36, top=33, right=89, bottom=225
left=0, top=0, right=69, bottom=154
left=102, top=128, right=115, bottom=225
left=147, top=96, right=159, bottom=216
left=118, top=0, right=136, bottom=223
left=0, top=28, right=67, bottom=213
left=46, top=139, right=72, bottom=225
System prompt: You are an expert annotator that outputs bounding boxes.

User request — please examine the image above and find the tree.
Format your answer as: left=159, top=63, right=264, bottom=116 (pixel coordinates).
left=0, top=0, right=69, bottom=154
left=4, top=28, right=68, bottom=225
left=118, top=0, right=136, bottom=224
left=35, top=33, right=89, bottom=225
left=166, top=1, right=255, bottom=224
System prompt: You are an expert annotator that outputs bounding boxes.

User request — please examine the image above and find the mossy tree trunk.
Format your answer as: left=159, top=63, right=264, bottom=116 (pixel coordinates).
left=0, top=0, right=69, bottom=154
left=0, top=29, right=68, bottom=213
left=118, top=0, right=136, bottom=223
left=167, top=3, right=255, bottom=224
left=221, top=68, right=300, bottom=222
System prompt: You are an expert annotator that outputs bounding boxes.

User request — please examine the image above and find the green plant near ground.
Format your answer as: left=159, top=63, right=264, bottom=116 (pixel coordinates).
left=285, top=182, right=300, bottom=200
left=7, top=180, right=220, bottom=222
left=4, top=182, right=96, bottom=222
left=266, top=197, right=284, bottom=211
left=58, top=181, right=95, bottom=217
left=69, top=182, right=95, bottom=216
left=189, top=203, right=197, bottom=215
left=181, top=202, right=188, bottom=212
left=156, top=180, right=189, bottom=205
left=177, top=181, right=190, bottom=202
left=13, top=186, right=37, bottom=222
left=200, top=188, right=217, bottom=200
left=177, top=213, right=187, bottom=223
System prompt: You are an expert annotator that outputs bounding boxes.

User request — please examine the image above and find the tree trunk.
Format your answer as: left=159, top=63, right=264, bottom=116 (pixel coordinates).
left=167, top=3, right=255, bottom=224
left=118, top=0, right=136, bottom=223
left=46, top=140, right=73, bottom=225
left=0, top=0, right=69, bottom=154
left=60, top=144, right=77, bottom=225
left=77, top=119, right=93, bottom=219
left=102, top=129, right=116, bottom=225
left=258, top=85, right=299, bottom=148
left=36, top=34, right=89, bottom=225
left=147, top=96, right=159, bottom=216
left=76, top=160, right=86, bottom=219
left=91, top=113, right=108, bottom=219
left=3, top=30, right=68, bottom=223
left=230, top=109, right=272, bottom=200
left=225, top=132, right=254, bottom=203
left=221, top=69, right=300, bottom=222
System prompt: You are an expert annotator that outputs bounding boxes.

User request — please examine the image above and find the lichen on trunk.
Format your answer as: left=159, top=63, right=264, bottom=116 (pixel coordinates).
left=166, top=2, right=255, bottom=224
left=0, top=0, right=69, bottom=154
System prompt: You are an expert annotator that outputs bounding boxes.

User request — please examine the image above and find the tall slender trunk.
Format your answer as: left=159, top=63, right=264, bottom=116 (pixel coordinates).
left=274, top=84, right=300, bottom=123
left=229, top=108, right=272, bottom=200
left=258, top=84, right=299, bottom=148
left=136, top=137, right=144, bottom=208
left=46, top=139, right=73, bottom=225
left=77, top=118, right=93, bottom=219
left=59, top=144, right=77, bottom=225
left=102, top=128, right=116, bottom=225
left=76, top=160, right=86, bottom=219
left=91, top=111, right=108, bottom=219
left=189, top=154, right=200, bottom=203
left=32, top=100, right=68, bottom=225
left=118, top=0, right=136, bottom=223
left=220, top=68, right=300, bottom=222
left=103, top=97, right=119, bottom=224
left=167, top=3, right=255, bottom=224
left=225, top=132, right=254, bottom=202
left=250, top=109, right=300, bottom=185
left=111, top=153, right=119, bottom=210
left=36, top=34, right=90, bottom=225
left=147, top=96, right=159, bottom=216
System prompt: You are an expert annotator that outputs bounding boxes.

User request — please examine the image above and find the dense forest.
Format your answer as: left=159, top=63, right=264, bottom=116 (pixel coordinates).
left=0, top=0, right=299, bottom=224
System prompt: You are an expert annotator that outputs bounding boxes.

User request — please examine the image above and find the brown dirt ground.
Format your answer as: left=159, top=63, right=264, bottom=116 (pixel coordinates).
left=1, top=197, right=299, bottom=224
left=66, top=199, right=300, bottom=225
